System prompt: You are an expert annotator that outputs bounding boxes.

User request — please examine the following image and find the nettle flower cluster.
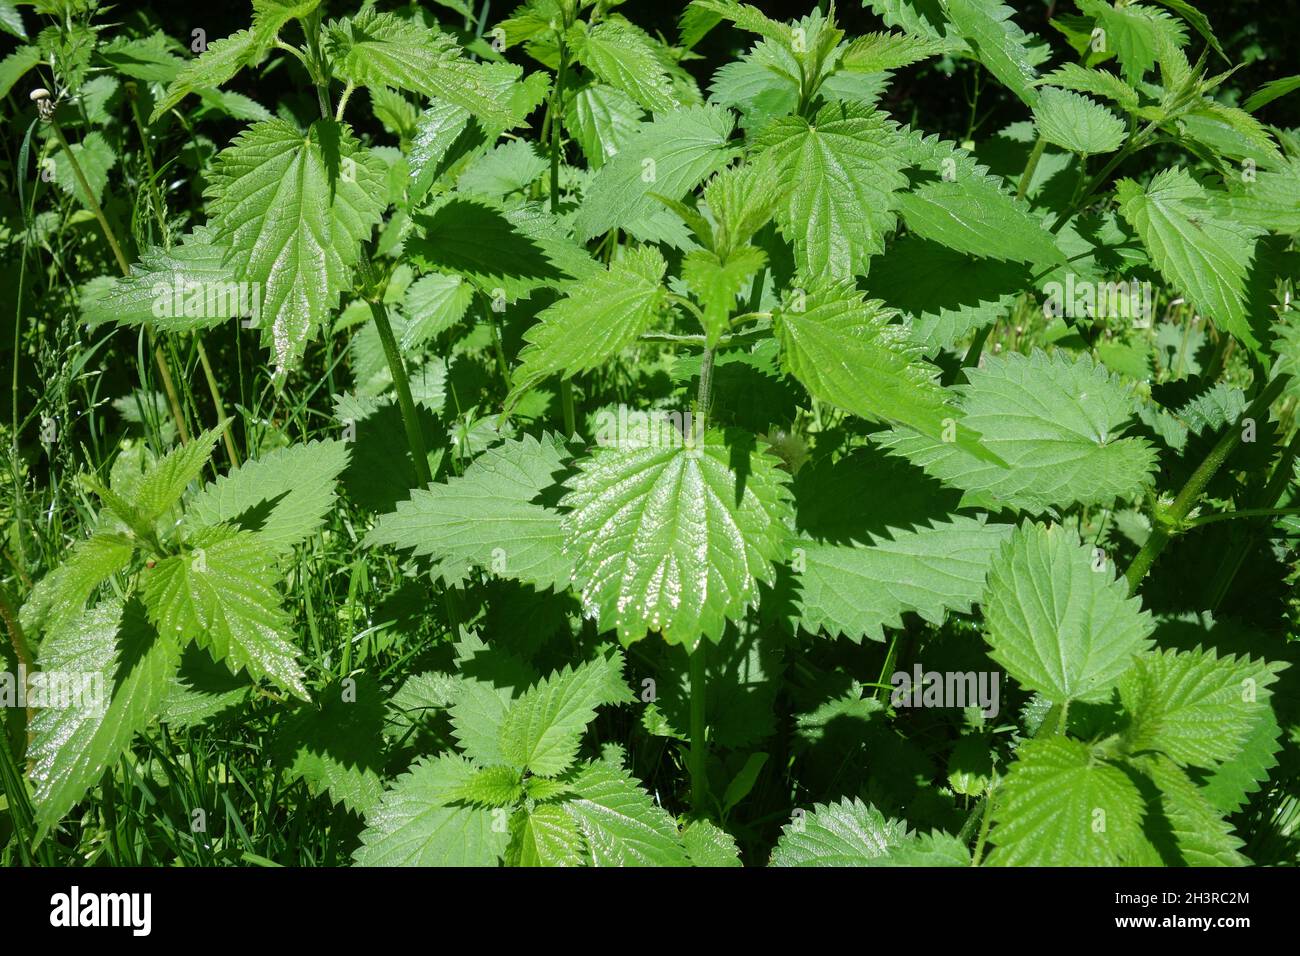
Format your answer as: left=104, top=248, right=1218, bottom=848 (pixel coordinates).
left=14, top=0, right=1299, bottom=866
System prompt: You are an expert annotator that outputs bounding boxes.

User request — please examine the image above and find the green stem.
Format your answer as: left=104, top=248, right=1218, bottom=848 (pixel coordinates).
left=970, top=785, right=995, bottom=866
left=1015, top=135, right=1047, bottom=201
left=688, top=642, right=709, bottom=814
left=1125, top=375, right=1286, bottom=594
left=559, top=380, right=576, bottom=436
left=0, top=723, right=37, bottom=864
left=549, top=41, right=576, bottom=439
left=368, top=296, right=432, bottom=486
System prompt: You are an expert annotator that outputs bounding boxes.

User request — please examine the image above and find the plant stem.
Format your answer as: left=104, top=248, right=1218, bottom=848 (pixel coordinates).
left=1124, top=375, right=1286, bottom=594
left=48, top=114, right=191, bottom=445
left=368, top=296, right=432, bottom=487
left=547, top=39, right=577, bottom=438
left=1015, top=135, right=1047, bottom=201
left=688, top=641, right=709, bottom=814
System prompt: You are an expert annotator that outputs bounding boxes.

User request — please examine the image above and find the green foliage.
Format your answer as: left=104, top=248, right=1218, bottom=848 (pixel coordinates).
left=8, top=0, right=1299, bottom=873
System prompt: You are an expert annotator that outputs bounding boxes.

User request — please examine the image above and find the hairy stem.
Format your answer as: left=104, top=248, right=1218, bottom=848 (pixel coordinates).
left=368, top=297, right=432, bottom=487
left=688, top=642, right=709, bottom=814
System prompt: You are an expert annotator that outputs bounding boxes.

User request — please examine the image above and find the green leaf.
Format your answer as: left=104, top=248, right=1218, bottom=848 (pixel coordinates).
left=401, top=273, right=474, bottom=347
left=839, top=31, right=953, bottom=71
left=880, top=831, right=973, bottom=866
left=983, top=522, right=1154, bottom=705
left=897, top=174, right=1065, bottom=268
left=682, top=245, right=765, bottom=345
left=507, top=803, right=585, bottom=866
left=561, top=435, right=792, bottom=649
left=499, top=651, right=632, bottom=776
left=754, top=103, right=907, bottom=278
left=27, top=600, right=180, bottom=834
left=942, top=0, right=1040, bottom=106
left=569, top=20, right=679, bottom=114
left=773, top=280, right=997, bottom=463
left=1243, top=75, right=1300, bottom=113
left=770, top=798, right=909, bottom=866
left=798, top=515, right=1013, bottom=642
left=353, top=754, right=509, bottom=866
left=572, top=105, right=739, bottom=241
left=127, top=425, right=223, bottom=526
left=205, top=119, right=387, bottom=372
left=1222, top=156, right=1300, bottom=236
left=52, top=131, right=116, bottom=208
left=142, top=528, right=309, bottom=699
left=987, top=737, right=1146, bottom=865
left=1032, top=86, right=1126, bottom=154
left=0, top=1, right=25, bottom=40
left=508, top=246, right=667, bottom=401
left=1119, top=647, right=1284, bottom=768
left=1080, top=0, right=1186, bottom=85
left=449, top=766, right=525, bottom=807
left=1130, top=753, right=1248, bottom=866
left=365, top=433, right=573, bottom=591
left=561, top=760, right=690, bottom=866
left=0, top=46, right=40, bottom=101
left=1117, top=168, right=1264, bottom=352
left=1039, top=63, right=1140, bottom=110
left=19, top=532, right=135, bottom=638
left=270, top=674, right=386, bottom=815
left=184, top=440, right=349, bottom=553
left=564, top=82, right=645, bottom=170
left=681, top=819, right=742, bottom=866
left=80, top=228, right=244, bottom=333
left=457, top=139, right=548, bottom=198
left=878, top=350, right=1157, bottom=513
left=150, top=29, right=259, bottom=121
left=325, top=9, right=517, bottom=130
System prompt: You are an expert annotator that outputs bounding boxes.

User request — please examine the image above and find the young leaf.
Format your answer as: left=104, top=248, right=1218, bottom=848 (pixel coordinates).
left=561, top=760, right=690, bottom=867
left=1032, top=86, right=1126, bottom=154
left=142, top=528, right=309, bottom=699
left=568, top=20, right=679, bottom=114
left=560, top=435, right=793, bottom=650
left=353, top=754, right=509, bottom=866
left=507, top=803, right=586, bottom=866
left=983, top=522, right=1154, bottom=705
left=507, top=246, right=667, bottom=402
left=498, top=651, right=632, bottom=776
left=942, top=0, right=1041, bottom=106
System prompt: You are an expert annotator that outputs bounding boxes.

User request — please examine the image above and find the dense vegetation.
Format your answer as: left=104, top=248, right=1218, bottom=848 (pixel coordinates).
left=2, top=0, right=1299, bottom=867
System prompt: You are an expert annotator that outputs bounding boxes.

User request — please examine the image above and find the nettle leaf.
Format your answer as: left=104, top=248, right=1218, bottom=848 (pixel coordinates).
left=572, top=104, right=739, bottom=241
left=564, top=82, right=645, bottom=170
left=1032, top=86, right=1126, bottom=154
left=52, top=131, right=116, bottom=208
left=366, top=433, right=572, bottom=591
left=508, top=246, right=667, bottom=401
left=508, top=803, right=586, bottom=866
left=1040, top=63, right=1140, bottom=111
left=1079, top=0, right=1186, bottom=85
left=754, top=103, right=907, bottom=278
left=142, top=528, right=309, bottom=699
left=151, top=29, right=259, bottom=121
left=681, top=819, right=743, bottom=867
left=941, top=0, right=1040, bottom=106
left=353, top=754, right=509, bottom=866
left=1117, top=168, right=1264, bottom=351
left=0, top=45, right=39, bottom=100
left=205, top=119, right=387, bottom=372
left=878, top=350, right=1157, bottom=513
left=19, top=532, right=135, bottom=638
left=401, top=273, right=474, bottom=347
left=773, top=280, right=997, bottom=463
left=560, top=434, right=793, bottom=650
left=770, top=798, right=909, bottom=866
left=457, top=139, right=548, bottom=198
left=325, top=9, right=517, bottom=130
left=27, top=600, right=180, bottom=834
left=499, top=651, right=632, bottom=776
left=987, top=737, right=1146, bottom=865
left=569, top=20, right=679, bottom=114
left=682, top=245, right=766, bottom=346
left=185, top=439, right=349, bottom=553
left=1129, top=753, right=1248, bottom=866
left=1196, top=704, right=1283, bottom=814
left=129, top=424, right=223, bottom=526
left=839, top=31, right=954, bottom=72
left=449, top=765, right=525, bottom=807
left=561, top=759, right=690, bottom=866
left=1119, top=647, right=1284, bottom=768
left=983, top=522, right=1154, bottom=705
left=798, top=515, right=1014, bottom=643
left=897, top=172, right=1065, bottom=268
left=81, top=228, right=243, bottom=333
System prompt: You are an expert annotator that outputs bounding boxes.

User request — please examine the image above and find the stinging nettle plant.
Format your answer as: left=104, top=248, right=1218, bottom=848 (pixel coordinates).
left=3, top=0, right=1300, bottom=867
